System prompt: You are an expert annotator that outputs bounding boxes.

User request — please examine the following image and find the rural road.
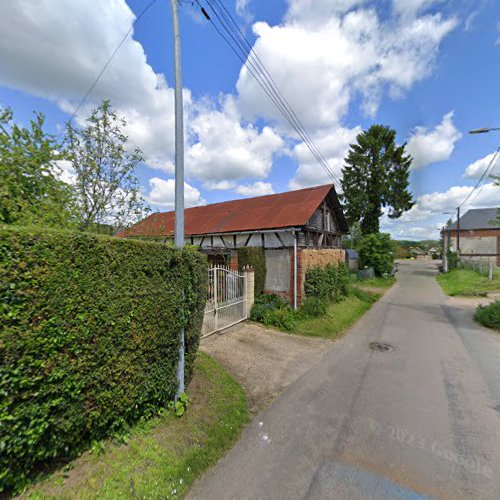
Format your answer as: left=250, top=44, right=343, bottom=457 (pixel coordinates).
left=189, top=261, right=500, bottom=500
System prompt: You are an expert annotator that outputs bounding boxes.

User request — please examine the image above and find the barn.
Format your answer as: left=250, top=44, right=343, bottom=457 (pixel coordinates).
left=119, top=184, right=349, bottom=307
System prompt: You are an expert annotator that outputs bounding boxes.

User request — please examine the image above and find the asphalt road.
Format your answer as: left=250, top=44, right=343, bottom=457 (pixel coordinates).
left=189, top=261, right=500, bottom=500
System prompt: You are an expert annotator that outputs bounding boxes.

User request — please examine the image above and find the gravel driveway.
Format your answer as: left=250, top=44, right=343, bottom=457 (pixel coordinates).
left=200, top=322, right=332, bottom=413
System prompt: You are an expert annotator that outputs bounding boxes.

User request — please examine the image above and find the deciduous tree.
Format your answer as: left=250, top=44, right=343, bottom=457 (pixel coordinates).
left=65, top=101, right=149, bottom=232
left=0, top=108, right=76, bottom=227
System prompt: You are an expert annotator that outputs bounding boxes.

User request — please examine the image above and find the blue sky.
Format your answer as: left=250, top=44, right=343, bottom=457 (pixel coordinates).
left=1, top=0, right=499, bottom=239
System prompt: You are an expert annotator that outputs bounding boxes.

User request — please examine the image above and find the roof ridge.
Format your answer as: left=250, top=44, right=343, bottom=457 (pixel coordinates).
left=156, top=184, right=334, bottom=215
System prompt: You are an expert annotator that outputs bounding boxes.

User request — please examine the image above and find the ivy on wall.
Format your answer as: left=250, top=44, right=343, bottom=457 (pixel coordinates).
left=237, top=247, right=266, bottom=295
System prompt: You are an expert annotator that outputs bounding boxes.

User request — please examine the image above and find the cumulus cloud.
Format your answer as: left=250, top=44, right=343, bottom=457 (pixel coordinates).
left=406, top=112, right=462, bottom=169
left=234, top=181, right=274, bottom=197
left=236, top=0, right=253, bottom=23
left=146, top=177, right=206, bottom=209
left=186, top=97, right=283, bottom=182
left=237, top=5, right=456, bottom=130
left=289, top=126, right=360, bottom=189
left=382, top=181, right=500, bottom=239
left=464, top=151, right=500, bottom=178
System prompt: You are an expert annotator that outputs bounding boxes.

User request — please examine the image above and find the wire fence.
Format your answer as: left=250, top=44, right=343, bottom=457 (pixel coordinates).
left=458, top=258, right=499, bottom=280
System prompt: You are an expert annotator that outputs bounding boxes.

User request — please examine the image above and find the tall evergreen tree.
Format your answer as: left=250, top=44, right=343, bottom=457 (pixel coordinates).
left=341, top=125, right=414, bottom=235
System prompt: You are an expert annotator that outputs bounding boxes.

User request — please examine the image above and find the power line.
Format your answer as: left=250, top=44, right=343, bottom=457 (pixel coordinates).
left=59, top=0, right=158, bottom=139
left=194, top=0, right=341, bottom=185
left=210, top=0, right=339, bottom=184
left=460, top=146, right=500, bottom=209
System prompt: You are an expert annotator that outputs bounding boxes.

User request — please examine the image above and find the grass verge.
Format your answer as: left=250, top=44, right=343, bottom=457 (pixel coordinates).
left=474, top=301, right=500, bottom=331
left=436, top=268, right=500, bottom=296
left=20, top=353, right=248, bottom=499
left=350, top=275, right=396, bottom=290
left=292, top=288, right=380, bottom=339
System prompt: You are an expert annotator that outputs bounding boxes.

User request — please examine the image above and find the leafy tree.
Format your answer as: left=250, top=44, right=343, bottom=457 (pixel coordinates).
left=0, top=108, right=76, bottom=227
left=65, top=100, right=149, bottom=232
left=341, top=125, right=414, bottom=235
left=358, top=232, right=395, bottom=276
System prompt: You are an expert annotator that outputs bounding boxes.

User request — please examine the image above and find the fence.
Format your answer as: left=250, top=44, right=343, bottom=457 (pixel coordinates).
left=202, top=266, right=248, bottom=337
left=458, top=259, right=498, bottom=280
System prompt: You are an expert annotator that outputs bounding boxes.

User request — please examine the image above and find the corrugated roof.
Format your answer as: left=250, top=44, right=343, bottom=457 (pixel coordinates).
left=118, top=184, right=348, bottom=237
left=445, top=208, right=499, bottom=231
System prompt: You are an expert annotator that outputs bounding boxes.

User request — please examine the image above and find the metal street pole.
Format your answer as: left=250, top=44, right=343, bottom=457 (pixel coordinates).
left=456, top=206, right=460, bottom=258
left=171, top=0, right=185, bottom=397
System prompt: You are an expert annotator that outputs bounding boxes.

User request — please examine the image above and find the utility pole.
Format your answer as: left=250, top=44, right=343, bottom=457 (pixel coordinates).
left=456, top=206, right=460, bottom=258
left=171, top=0, right=185, bottom=397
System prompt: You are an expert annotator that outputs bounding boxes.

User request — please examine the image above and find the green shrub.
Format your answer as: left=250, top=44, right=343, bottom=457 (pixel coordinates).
left=358, top=233, right=394, bottom=276
left=350, top=286, right=378, bottom=304
left=0, top=225, right=207, bottom=493
left=474, top=301, right=500, bottom=331
left=298, top=297, right=327, bottom=318
left=447, top=250, right=458, bottom=270
left=250, top=294, right=288, bottom=323
left=237, top=247, right=266, bottom=296
left=262, top=308, right=296, bottom=331
left=305, top=263, right=350, bottom=302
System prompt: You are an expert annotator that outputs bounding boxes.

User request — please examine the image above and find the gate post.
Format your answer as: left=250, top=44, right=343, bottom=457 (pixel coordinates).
left=243, top=266, right=255, bottom=319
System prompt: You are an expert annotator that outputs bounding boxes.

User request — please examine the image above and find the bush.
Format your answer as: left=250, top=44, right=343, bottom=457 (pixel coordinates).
left=298, top=297, right=327, bottom=318
left=0, top=226, right=207, bottom=492
left=250, top=294, right=288, bottom=322
left=474, top=301, right=500, bottom=331
left=261, top=308, right=296, bottom=331
left=237, top=247, right=266, bottom=296
left=305, top=263, right=350, bottom=302
left=447, top=250, right=458, bottom=270
left=357, top=233, right=394, bottom=276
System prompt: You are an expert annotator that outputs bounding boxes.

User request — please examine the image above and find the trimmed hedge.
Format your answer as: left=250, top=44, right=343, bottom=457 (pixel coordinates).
left=305, top=263, right=350, bottom=302
left=237, top=247, right=266, bottom=295
left=0, top=225, right=207, bottom=492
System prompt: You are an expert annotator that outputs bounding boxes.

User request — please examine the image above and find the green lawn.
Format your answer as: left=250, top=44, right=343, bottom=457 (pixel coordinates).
left=436, top=268, right=500, bottom=296
left=292, top=289, right=380, bottom=339
left=21, top=353, right=248, bottom=499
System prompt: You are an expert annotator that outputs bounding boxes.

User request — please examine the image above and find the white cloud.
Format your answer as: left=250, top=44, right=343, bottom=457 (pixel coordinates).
left=236, top=0, right=253, bottom=23
left=146, top=177, right=206, bottom=209
left=234, top=181, right=274, bottom=197
left=406, top=112, right=462, bottom=169
left=382, top=182, right=500, bottom=240
left=289, top=125, right=360, bottom=189
left=237, top=6, right=456, bottom=130
left=53, top=160, right=77, bottom=185
left=186, top=96, right=283, bottom=182
left=464, top=151, right=500, bottom=178
left=392, top=0, right=439, bottom=18
left=203, top=180, right=238, bottom=191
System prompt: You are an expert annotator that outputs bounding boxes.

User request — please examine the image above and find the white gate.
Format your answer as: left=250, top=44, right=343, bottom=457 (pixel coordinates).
left=202, top=266, right=247, bottom=338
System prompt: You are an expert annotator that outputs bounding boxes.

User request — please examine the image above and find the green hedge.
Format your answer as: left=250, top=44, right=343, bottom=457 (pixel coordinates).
left=305, top=263, right=350, bottom=302
left=0, top=226, right=207, bottom=492
left=237, top=247, right=266, bottom=295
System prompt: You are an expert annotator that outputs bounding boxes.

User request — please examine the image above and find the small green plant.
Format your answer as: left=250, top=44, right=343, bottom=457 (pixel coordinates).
left=298, top=297, right=327, bottom=318
left=262, top=308, right=296, bottom=331
left=474, top=301, right=500, bottom=331
left=305, top=263, right=350, bottom=302
left=168, top=393, right=189, bottom=417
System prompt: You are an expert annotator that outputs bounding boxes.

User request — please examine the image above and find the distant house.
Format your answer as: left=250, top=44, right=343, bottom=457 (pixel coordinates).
left=442, top=208, right=500, bottom=265
left=118, top=184, right=349, bottom=306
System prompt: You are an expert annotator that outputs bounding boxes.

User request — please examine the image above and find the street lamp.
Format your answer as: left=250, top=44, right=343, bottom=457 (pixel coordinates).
left=469, top=127, right=500, bottom=134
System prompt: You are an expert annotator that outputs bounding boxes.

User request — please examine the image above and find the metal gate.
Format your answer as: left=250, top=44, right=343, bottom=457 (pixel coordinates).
left=202, top=266, right=247, bottom=338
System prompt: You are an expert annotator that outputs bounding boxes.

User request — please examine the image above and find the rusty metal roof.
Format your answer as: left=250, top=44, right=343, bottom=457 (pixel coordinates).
left=118, top=184, right=348, bottom=237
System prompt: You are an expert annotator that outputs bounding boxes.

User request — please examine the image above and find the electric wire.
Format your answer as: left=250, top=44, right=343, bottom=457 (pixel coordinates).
left=459, top=146, right=500, bottom=209
left=195, top=0, right=341, bottom=185
left=210, top=0, right=340, bottom=184
left=59, top=0, right=158, bottom=139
